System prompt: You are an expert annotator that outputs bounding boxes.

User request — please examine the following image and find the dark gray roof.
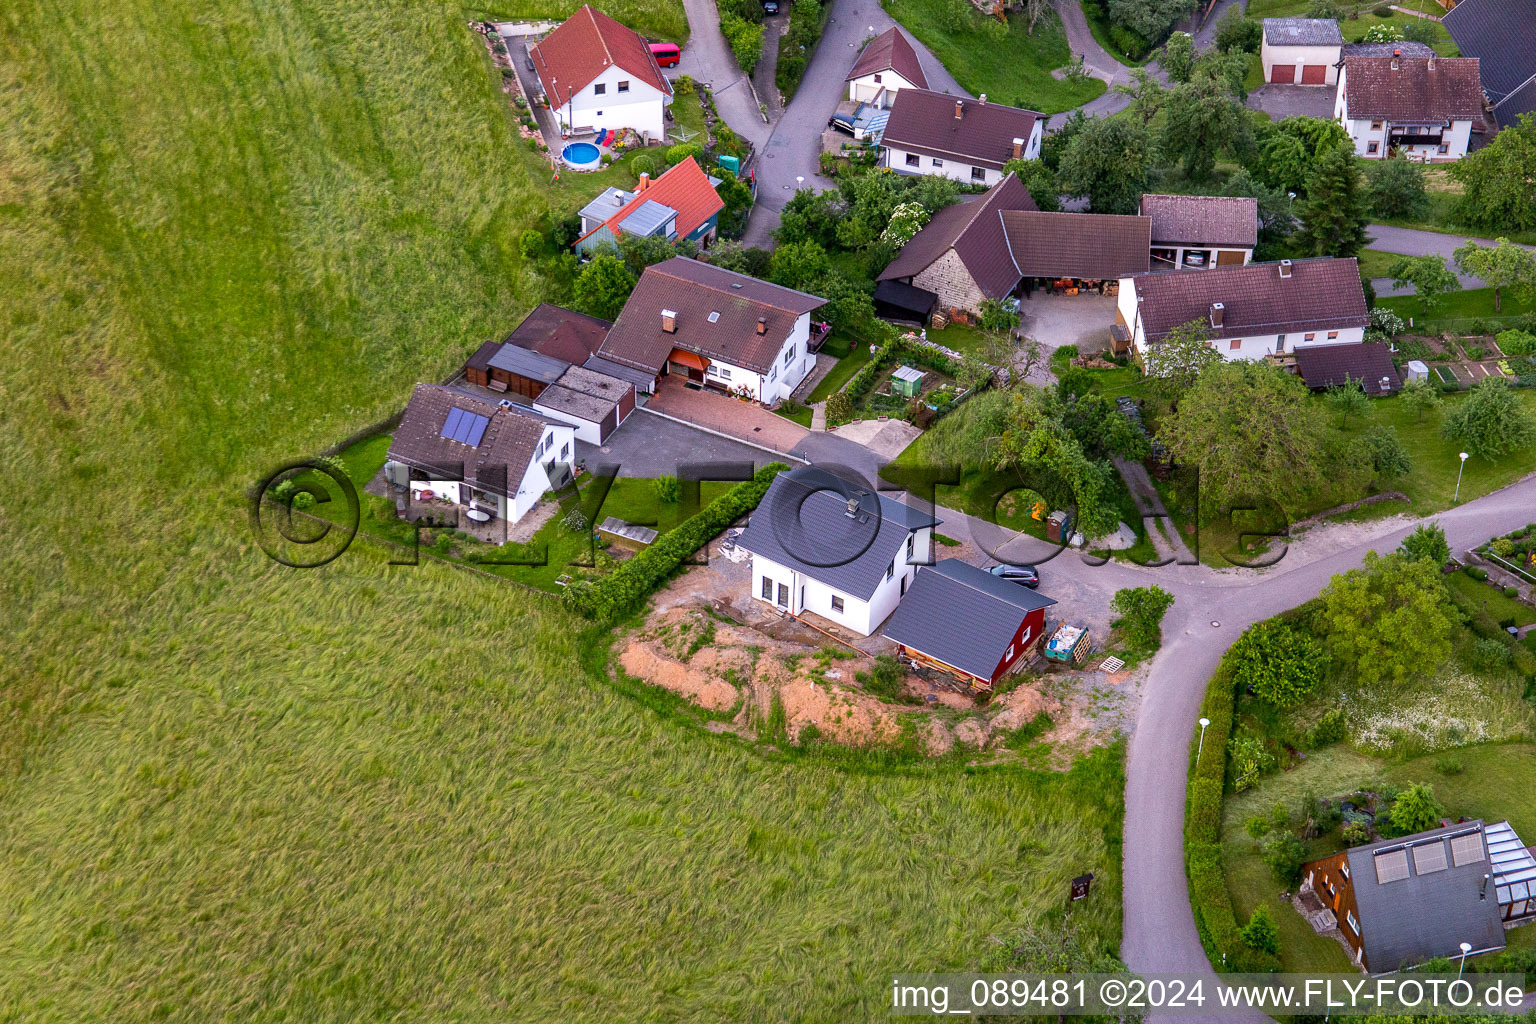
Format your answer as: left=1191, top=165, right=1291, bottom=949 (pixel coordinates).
left=873, top=278, right=938, bottom=318
left=1340, top=40, right=1436, bottom=60
left=1294, top=341, right=1400, bottom=393
left=582, top=354, right=658, bottom=390
left=1262, top=18, right=1343, bottom=47
left=734, top=474, right=939, bottom=601
left=1493, top=73, right=1536, bottom=129
left=1442, top=0, right=1536, bottom=102
left=882, top=559, right=1056, bottom=680
left=386, top=384, right=560, bottom=498
left=1342, top=820, right=1506, bottom=973
left=488, top=344, right=570, bottom=384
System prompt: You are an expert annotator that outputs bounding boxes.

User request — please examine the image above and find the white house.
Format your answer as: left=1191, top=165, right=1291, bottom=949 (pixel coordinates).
left=1261, top=18, right=1343, bottom=85
left=734, top=474, right=940, bottom=638
left=1118, top=258, right=1369, bottom=364
left=530, top=5, right=673, bottom=142
left=880, top=89, right=1043, bottom=187
left=384, top=384, right=576, bottom=524
left=596, top=257, right=828, bottom=406
left=1335, top=53, right=1484, bottom=162
left=846, top=27, right=929, bottom=108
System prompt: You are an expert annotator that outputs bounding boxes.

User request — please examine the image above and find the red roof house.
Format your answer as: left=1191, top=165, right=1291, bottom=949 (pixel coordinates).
left=529, top=5, right=673, bottom=141
left=575, top=157, right=725, bottom=253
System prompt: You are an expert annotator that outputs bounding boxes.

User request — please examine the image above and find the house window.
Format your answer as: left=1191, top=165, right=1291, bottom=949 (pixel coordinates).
left=887, top=559, right=895, bottom=580
left=777, top=583, right=789, bottom=606
left=1346, top=910, right=1359, bottom=935
left=1277, top=334, right=1286, bottom=353
left=762, top=577, right=774, bottom=600
left=711, top=365, right=731, bottom=379
left=1367, top=141, right=1379, bottom=154
left=1006, top=643, right=1015, bottom=660
left=1229, top=339, right=1241, bottom=351
left=769, top=366, right=777, bottom=381
left=783, top=346, right=794, bottom=366
left=1340, top=862, right=1350, bottom=880
left=1304, top=333, right=1316, bottom=342
left=595, top=111, right=603, bottom=117
left=1438, top=143, right=1449, bottom=154
left=618, top=80, right=630, bottom=93
left=1370, top=120, right=1382, bottom=130
left=906, top=534, right=914, bottom=560
left=932, top=158, right=943, bottom=168
left=1327, top=331, right=1339, bottom=340
left=873, top=73, right=883, bottom=83
left=831, top=595, right=844, bottom=613
left=560, top=443, right=570, bottom=460
left=971, top=166, right=986, bottom=181
left=905, top=153, right=920, bottom=167
left=594, top=83, right=606, bottom=95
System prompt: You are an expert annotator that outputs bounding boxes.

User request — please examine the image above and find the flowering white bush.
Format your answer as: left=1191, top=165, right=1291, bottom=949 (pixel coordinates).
left=1369, top=306, right=1406, bottom=338
left=880, top=202, right=930, bottom=248
left=1360, top=24, right=1403, bottom=43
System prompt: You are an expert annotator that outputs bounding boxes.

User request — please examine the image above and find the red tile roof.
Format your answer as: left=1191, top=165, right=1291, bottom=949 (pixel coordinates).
left=999, top=210, right=1152, bottom=279
left=846, top=27, right=929, bottom=89
left=598, top=257, right=826, bottom=374
left=1127, top=257, right=1369, bottom=343
left=1341, top=56, right=1485, bottom=121
left=576, top=157, right=723, bottom=247
left=881, top=89, right=1042, bottom=171
left=878, top=173, right=1037, bottom=299
left=530, top=5, right=672, bottom=109
left=1139, top=194, right=1258, bottom=249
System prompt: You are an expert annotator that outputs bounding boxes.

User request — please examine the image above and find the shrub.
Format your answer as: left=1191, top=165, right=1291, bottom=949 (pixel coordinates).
left=1240, top=904, right=1280, bottom=955
left=1244, top=815, right=1270, bottom=840
left=291, top=490, right=316, bottom=512
left=1308, top=707, right=1348, bottom=747
left=652, top=474, right=680, bottom=504
left=719, top=13, right=763, bottom=72
left=1341, top=821, right=1369, bottom=846
left=1108, top=24, right=1151, bottom=59
left=1500, top=329, right=1536, bottom=356
left=666, top=142, right=704, bottom=167
left=1505, top=585, right=1520, bottom=598
left=1466, top=566, right=1489, bottom=581
left=1260, top=830, right=1307, bottom=885
left=1229, top=621, right=1328, bottom=707
left=673, top=74, right=695, bottom=95
left=1472, top=637, right=1513, bottom=669
left=1110, top=585, right=1175, bottom=652
left=1435, top=756, right=1464, bottom=775
left=978, top=298, right=1019, bottom=331
left=824, top=391, right=854, bottom=423
left=562, top=465, right=787, bottom=623
left=1302, top=794, right=1343, bottom=837
left=856, top=654, right=906, bottom=699
left=1387, top=782, right=1445, bottom=836
left=518, top=228, right=543, bottom=261
left=629, top=154, right=657, bottom=178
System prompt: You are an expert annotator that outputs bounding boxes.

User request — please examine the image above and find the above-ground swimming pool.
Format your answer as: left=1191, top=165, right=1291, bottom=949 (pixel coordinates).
left=561, top=141, right=602, bottom=170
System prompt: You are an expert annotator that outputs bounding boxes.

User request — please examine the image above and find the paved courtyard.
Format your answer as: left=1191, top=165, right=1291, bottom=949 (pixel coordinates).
left=1247, top=83, right=1335, bottom=120
left=1017, top=291, right=1118, bottom=355
left=644, top=378, right=811, bottom=454
left=579, top=407, right=778, bottom=477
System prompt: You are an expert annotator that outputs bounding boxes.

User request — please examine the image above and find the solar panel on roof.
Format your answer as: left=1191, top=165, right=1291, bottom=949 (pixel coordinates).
left=1451, top=832, right=1486, bottom=866
left=461, top=412, right=489, bottom=446
left=1412, top=840, right=1448, bottom=875
left=1375, top=848, right=1410, bottom=884
left=442, top=407, right=465, bottom=441
left=441, top=407, right=489, bottom=446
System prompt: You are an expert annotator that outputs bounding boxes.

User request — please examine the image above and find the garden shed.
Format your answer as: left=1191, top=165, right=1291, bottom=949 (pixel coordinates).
left=890, top=365, right=926, bottom=397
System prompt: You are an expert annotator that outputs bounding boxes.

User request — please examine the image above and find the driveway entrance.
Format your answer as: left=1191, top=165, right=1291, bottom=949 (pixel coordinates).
left=644, top=377, right=810, bottom=455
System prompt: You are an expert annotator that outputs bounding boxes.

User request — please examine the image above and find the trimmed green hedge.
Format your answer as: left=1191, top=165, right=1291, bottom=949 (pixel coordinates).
left=561, top=464, right=787, bottom=623
left=1185, top=661, right=1282, bottom=973
left=843, top=337, right=963, bottom=406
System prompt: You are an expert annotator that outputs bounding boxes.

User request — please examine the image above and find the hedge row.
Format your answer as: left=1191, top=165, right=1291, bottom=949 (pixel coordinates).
left=774, top=0, right=828, bottom=100
left=1184, top=662, right=1282, bottom=973
left=843, top=337, right=962, bottom=405
left=560, top=463, right=787, bottom=623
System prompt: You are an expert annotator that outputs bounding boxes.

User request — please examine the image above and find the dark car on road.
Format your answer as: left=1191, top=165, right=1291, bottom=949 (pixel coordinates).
left=762, top=0, right=780, bottom=12
left=988, top=564, right=1040, bottom=588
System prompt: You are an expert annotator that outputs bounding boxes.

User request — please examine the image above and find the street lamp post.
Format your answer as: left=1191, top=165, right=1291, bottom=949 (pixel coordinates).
left=1454, top=451, right=1469, bottom=502
left=1197, top=717, right=1211, bottom=759
left=795, top=175, right=804, bottom=193
left=1458, top=941, right=1472, bottom=979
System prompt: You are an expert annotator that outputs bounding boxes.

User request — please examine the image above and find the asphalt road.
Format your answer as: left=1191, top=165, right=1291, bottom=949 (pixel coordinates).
left=1366, top=224, right=1535, bottom=296
left=675, top=0, right=772, bottom=150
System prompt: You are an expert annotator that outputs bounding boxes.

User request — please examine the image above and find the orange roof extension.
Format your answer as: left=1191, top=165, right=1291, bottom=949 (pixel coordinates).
left=530, top=5, right=672, bottom=109
left=576, top=156, right=724, bottom=246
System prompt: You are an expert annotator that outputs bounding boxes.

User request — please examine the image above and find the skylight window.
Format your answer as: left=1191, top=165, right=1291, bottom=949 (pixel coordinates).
left=708, top=311, right=720, bottom=323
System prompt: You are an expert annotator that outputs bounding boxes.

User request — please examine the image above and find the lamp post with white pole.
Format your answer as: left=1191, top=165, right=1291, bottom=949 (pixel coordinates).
left=1197, top=717, right=1211, bottom=759
left=1454, top=451, right=1469, bottom=502
left=1458, top=941, right=1472, bottom=979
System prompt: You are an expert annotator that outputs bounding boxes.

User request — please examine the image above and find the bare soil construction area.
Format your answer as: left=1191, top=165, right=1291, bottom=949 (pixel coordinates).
left=616, top=559, right=1138, bottom=762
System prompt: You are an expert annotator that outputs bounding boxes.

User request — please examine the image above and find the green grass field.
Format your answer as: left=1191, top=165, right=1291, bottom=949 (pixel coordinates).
left=477, top=0, right=687, bottom=42
left=0, top=1, right=1126, bottom=1017
left=880, top=0, right=1106, bottom=114
left=1380, top=286, right=1536, bottom=330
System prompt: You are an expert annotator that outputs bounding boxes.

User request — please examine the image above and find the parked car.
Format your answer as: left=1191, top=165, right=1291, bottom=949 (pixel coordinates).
left=762, top=0, right=780, bottom=12
left=649, top=42, right=681, bottom=67
left=988, top=564, right=1040, bottom=588
left=827, top=112, right=857, bottom=136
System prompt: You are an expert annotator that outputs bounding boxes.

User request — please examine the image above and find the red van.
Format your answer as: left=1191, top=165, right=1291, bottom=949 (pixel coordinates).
left=649, top=42, right=681, bottom=68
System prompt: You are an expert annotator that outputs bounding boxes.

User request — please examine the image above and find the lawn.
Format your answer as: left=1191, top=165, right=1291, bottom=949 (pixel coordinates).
left=1380, top=286, right=1536, bottom=332
left=880, top=0, right=1106, bottom=114
left=1355, top=248, right=1399, bottom=280
left=1445, top=570, right=1536, bottom=628
left=1222, top=743, right=1536, bottom=972
left=477, top=0, right=687, bottom=41
left=0, top=0, right=1128, bottom=1018
left=807, top=342, right=875, bottom=403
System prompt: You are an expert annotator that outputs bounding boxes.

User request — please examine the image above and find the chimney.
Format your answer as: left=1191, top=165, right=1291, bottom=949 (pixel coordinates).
left=845, top=496, right=860, bottom=518
left=756, top=316, right=767, bottom=335
left=954, top=99, right=963, bottom=120
left=1391, top=49, right=1400, bottom=71
left=1012, top=137, right=1023, bottom=160
left=637, top=172, right=650, bottom=191
left=1279, top=259, right=1293, bottom=279
left=978, top=93, right=987, bottom=105
left=661, top=308, right=676, bottom=333
left=1428, top=55, right=1436, bottom=71
left=1210, top=302, right=1225, bottom=329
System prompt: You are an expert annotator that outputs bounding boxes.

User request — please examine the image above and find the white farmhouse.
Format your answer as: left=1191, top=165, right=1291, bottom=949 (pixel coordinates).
left=880, top=89, right=1042, bottom=187
left=734, top=473, right=940, bottom=638
left=845, top=27, right=929, bottom=108
left=1335, top=52, right=1485, bottom=161
left=1260, top=18, right=1343, bottom=85
left=530, top=4, right=673, bottom=142
left=1117, top=257, right=1369, bottom=364
left=596, top=257, right=827, bottom=406
left=385, top=384, right=576, bottom=525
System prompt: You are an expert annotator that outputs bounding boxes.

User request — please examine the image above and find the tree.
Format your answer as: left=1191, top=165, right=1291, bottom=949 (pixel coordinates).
left=1452, top=238, right=1536, bottom=313
left=1001, top=157, right=1061, bottom=211
left=1318, top=550, right=1455, bottom=684
left=773, top=187, right=839, bottom=246
left=1160, top=30, right=1196, bottom=82
left=1260, top=830, right=1307, bottom=885
left=714, top=169, right=755, bottom=237
left=1108, top=0, right=1200, bottom=43
left=1388, top=253, right=1463, bottom=315
left=1110, top=585, right=1175, bottom=651
left=1294, top=146, right=1369, bottom=257
left=1020, top=0, right=1052, bottom=33
left=1113, top=68, right=1168, bottom=126
left=1056, top=117, right=1152, bottom=214
left=704, top=240, right=772, bottom=278
left=1229, top=620, right=1328, bottom=707
left=571, top=251, right=635, bottom=320
left=768, top=238, right=831, bottom=291
left=1398, top=377, right=1441, bottom=423
left=1214, top=7, right=1261, bottom=52
left=518, top=229, right=544, bottom=260
left=1359, top=423, right=1411, bottom=478
left=1240, top=904, right=1280, bottom=955
left=1160, top=77, right=1252, bottom=180
left=719, top=13, right=762, bottom=71
left=805, top=270, right=875, bottom=332
left=1441, top=376, right=1536, bottom=460
left=880, top=201, right=930, bottom=248
left=1193, top=47, right=1254, bottom=103
left=1143, top=318, right=1220, bottom=401
left=978, top=298, right=1019, bottom=331
left=1040, top=110, right=1087, bottom=172
left=1162, top=360, right=1338, bottom=520
left=1449, top=114, right=1536, bottom=233
left=1325, top=376, right=1371, bottom=428
left=1364, top=157, right=1429, bottom=220
left=1223, top=168, right=1297, bottom=241
left=992, top=389, right=1123, bottom=538
left=1399, top=522, right=1450, bottom=566
left=1388, top=782, right=1446, bottom=836
left=1251, top=116, right=1352, bottom=196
